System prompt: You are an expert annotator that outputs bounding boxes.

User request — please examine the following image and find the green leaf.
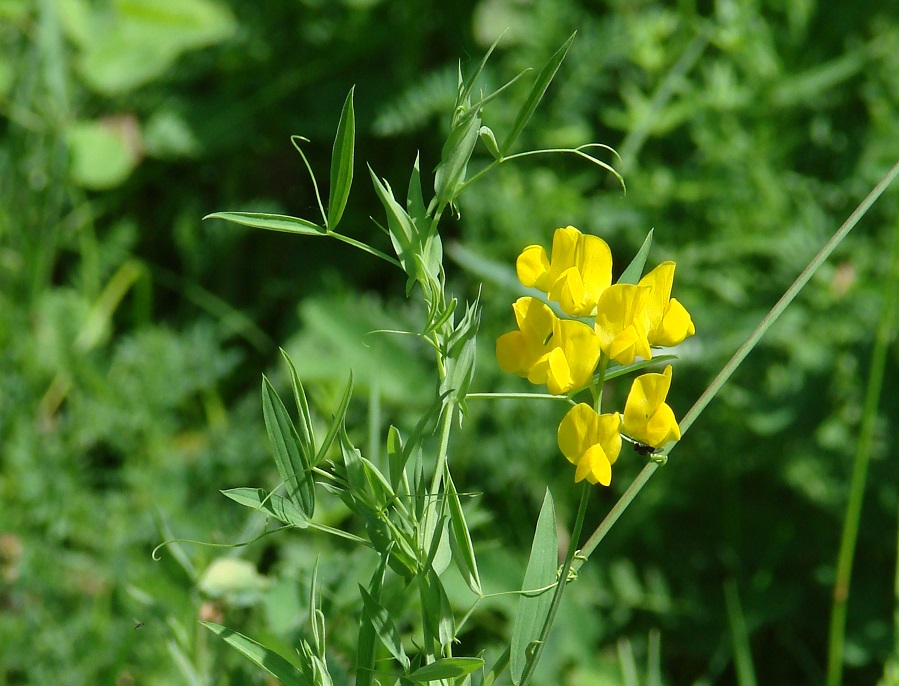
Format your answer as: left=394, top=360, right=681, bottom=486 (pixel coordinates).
left=221, top=487, right=309, bottom=528
left=315, top=371, right=354, bottom=466
left=359, top=585, right=410, bottom=670
left=478, top=125, right=502, bottom=161
left=603, top=354, right=677, bottom=382
left=386, top=425, right=405, bottom=491
left=482, top=646, right=510, bottom=686
left=420, top=567, right=454, bottom=648
left=328, top=87, right=355, bottom=232
left=510, top=489, right=558, bottom=683
left=356, top=559, right=387, bottom=686
left=262, top=375, right=315, bottom=517
left=446, top=473, right=481, bottom=595
left=501, top=32, right=576, bottom=155
left=407, top=153, right=427, bottom=224
left=202, top=622, right=310, bottom=686
left=433, top=108, right=481, bottom=209
left=369, top=166, right=419, bottom=282
left=204, top=211, right=326, bottom=236
left=618, top=229, right=654, bottom=285
left=459, top=31, right=505, bottom=104
left=407, top=657, right=485, bottom=683
left=280, top=348, right=316, bottom=453
left=68, top=119, right=141, bottom=190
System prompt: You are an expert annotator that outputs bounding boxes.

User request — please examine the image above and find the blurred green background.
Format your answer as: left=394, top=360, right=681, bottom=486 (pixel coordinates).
left=1, top=0, right=897, bottom=684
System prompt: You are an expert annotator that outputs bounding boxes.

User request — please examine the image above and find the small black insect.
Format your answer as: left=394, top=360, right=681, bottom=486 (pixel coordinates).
left=133, top=620, right=144, bottom=630
left=633, top=442, right=655, bottom=456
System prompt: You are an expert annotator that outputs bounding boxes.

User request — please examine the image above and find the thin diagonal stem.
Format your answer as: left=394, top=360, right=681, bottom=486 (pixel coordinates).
left=576, top=157, right=899, bottom=566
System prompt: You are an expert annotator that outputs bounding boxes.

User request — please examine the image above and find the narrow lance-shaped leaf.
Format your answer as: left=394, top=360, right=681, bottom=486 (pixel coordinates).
left=446, top=473, right=481, bottom=595
left=501, top=32, right=576, bottom=155
left=327, top=87, right=355, bottom=232
left=221, top=487, right=309, bottom=529
left=434, top=108, right=481, bottom=209
left=510, top=489, right=558, bottom=683
left=407, top=658, right=485, bottom=684
left=314, top=371, right=354, bottom=466
left=618, top=229, right=654, bottom=285
left=262, top=375, right=315, bottom=517
left=204, top=211, right=326, bottom=236
left=386, top=425, right=405, bottom=491
left=359, top=585, right=411, bottom=670
left=202, top=622, right=310, bottom=686
left=356, top=558, right=388, bottom=686
left=280, top=348, right=316, bottom=460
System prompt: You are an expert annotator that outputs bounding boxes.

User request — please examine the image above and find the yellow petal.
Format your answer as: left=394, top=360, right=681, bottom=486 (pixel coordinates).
left=516, top=245, right=551, bottom=289
left=555, top=319, right=600, bottom=391
left=558, top=403, right=596, bottom=464
left=623, top=366, right=678, bottom=448
left=496, top=331, right=528, bottom=375
left=653, top=297, right=695, bottom=347
left=548, top=267, right=587, bottom=316
left=595, top=284, right=652, bottom=363
left=575, top=443, right=612, bottom=485
left=638, top=262, right=674, bottom=332
left=577, top=234, right=613, bottom=311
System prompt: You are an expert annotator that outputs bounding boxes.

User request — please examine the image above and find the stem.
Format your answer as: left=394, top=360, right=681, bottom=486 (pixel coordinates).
left=679, top=157, right=899, bottom=438
left=329, top=231, right=402, bottom=268
left=576, top=157, right=899, bottom=569
left=518, top=483, right=591, bottom=686
left=826, top=221, right=899, bottom=686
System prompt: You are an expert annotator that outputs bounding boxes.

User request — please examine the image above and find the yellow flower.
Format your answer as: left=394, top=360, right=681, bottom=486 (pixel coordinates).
left=638, top=262, right=695, bottom=347
left=593, top=284, right=652, bottom=365
left=516, top=226, right=612, bottom=317
left=496, top=297, right=599, bottom=395
left=558, top=404, right=622, bottom=486
left=622, top=365, right=681, bottom=448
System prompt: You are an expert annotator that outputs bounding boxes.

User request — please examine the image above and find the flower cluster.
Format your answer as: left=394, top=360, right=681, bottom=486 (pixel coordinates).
left=497, top=226, right=695, bottom=485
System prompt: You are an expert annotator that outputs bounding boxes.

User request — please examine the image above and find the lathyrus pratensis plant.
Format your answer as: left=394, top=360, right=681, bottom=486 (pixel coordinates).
left=159, top=33, right=899, bottom=686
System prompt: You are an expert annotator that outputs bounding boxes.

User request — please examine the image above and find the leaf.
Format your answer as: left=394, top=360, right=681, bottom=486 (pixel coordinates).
left=314, top=371, right=353, bottom=466
left=369, top=166, right=419, bottom=281
left=407, top=153, right=427, bottom=224
left=446, top=473, right=481, bottom=595
left=202, top=622, right=310, bottom=686
left=433, top=108, right=481, bottom=208
left=328, top=87, right=355, bottom=232
left=204, top=211, right=326, bottom=236
left=359, top=585, right=410, bottom=670
left=479, top=125, right=502, bottom=161
left=618, top=229, right=654, bottom=285
left=221, top=487, right=309, bottom=528
left=420, top=567, right=454, bottom=648
left=280, top=348, right=315, bottom=453
left=482, top=646, right=510, bottom=686
left=386, top=425, right=405, bottom=491
left=355, top=559, right=388, bottom=686
left=510, top=489, right=558, bottom=683
left=501, top=32, right=576, bottom=155
left=262, top=375, right=315, bottom=517
left=407, top=657, right=485, bottom=683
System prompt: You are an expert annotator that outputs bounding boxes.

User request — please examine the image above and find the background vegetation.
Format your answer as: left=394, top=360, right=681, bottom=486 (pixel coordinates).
left=1, top=0, right=897, bottom=684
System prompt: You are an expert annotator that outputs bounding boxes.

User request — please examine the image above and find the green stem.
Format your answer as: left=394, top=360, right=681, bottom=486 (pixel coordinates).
left=576, top=157, right=899, bottom=568
left=329, top=231, right=402, bottom=268
left=826, top=221, right=899, bottom=686
left=518, top=483, right=591, bottom=686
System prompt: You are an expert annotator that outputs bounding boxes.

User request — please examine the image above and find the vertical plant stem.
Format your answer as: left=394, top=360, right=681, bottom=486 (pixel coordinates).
left=575, top=157, right=899, bottom=570
left=518, top=483, right=591, bottom=686
left=826, top=221, right=899, bottom=686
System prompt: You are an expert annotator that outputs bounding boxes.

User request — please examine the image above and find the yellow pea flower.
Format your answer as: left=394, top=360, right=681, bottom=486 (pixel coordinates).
left=558, top=404, right=622, bottom=486
left=516, top=226, right=612, bottom=317
left=496, top=297, right=599, bottom=395
left=638, top=262, right=696, bottom=347
left=622, top=365, right=681, bottom=448
left=593, top=284, right=652, bottom=365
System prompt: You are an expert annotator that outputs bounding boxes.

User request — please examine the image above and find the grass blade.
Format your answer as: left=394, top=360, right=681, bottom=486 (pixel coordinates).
left=314, top=371, right=353, bottom=466
left=407, top=657, right=485, bottom=683
left=617, top=229, right=654, bottom=284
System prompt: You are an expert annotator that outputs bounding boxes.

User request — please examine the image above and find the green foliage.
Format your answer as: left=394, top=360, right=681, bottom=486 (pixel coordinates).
left=2, top=1, right=898, bottom=685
